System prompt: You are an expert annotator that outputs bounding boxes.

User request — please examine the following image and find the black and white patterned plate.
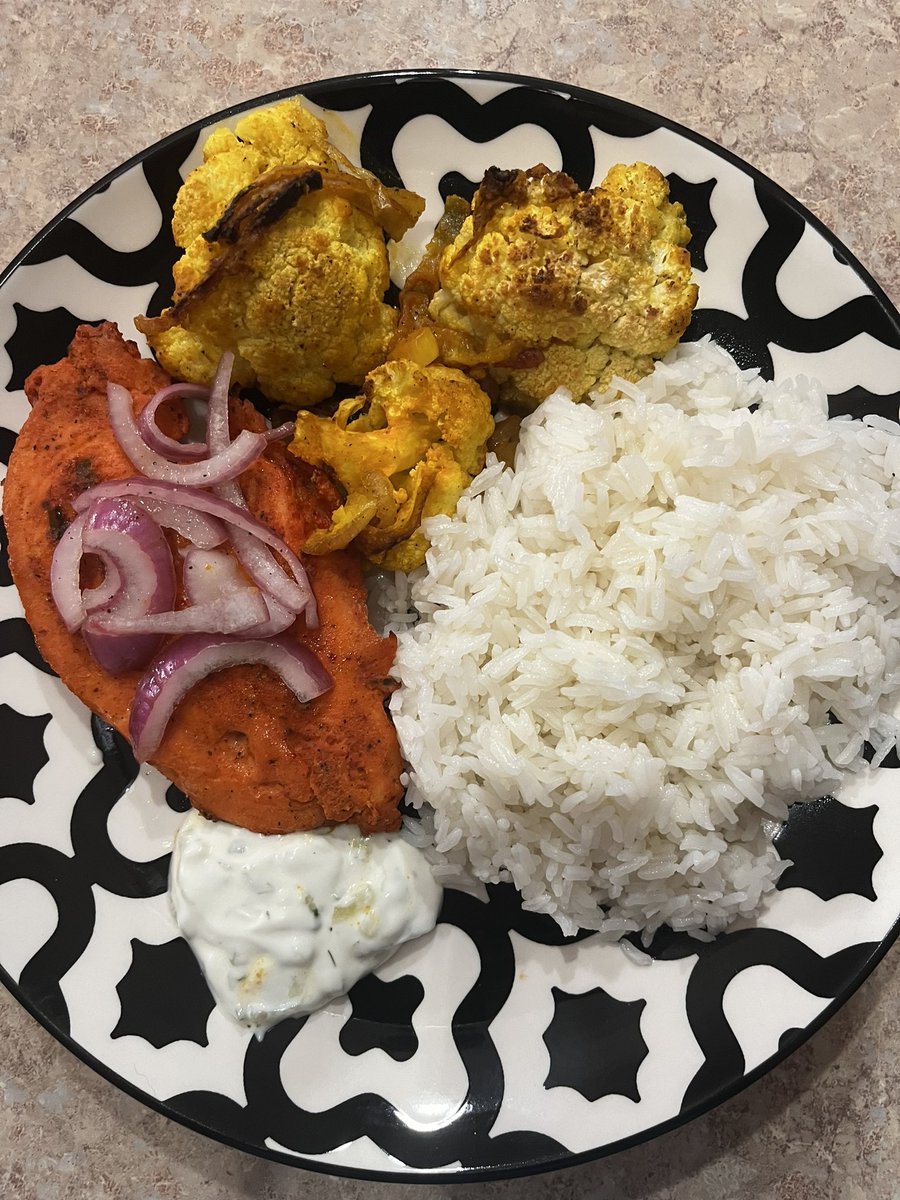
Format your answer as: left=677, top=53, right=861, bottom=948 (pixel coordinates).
left=1, top=69, right=899, bottom=1181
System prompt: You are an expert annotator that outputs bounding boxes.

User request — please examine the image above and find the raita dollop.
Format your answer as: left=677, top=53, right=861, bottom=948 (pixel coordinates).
left=169, top=810, right=442, bottom=1031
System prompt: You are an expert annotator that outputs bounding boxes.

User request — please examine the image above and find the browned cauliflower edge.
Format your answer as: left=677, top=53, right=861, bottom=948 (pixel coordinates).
left=420, top=162, right=698, bottom=410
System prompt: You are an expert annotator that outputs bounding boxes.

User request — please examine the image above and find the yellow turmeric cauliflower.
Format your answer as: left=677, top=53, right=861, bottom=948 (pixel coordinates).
left=290, top=359, right=494, bottom=571
left=428, top=162, right=698, bottom=409
left=136, top=99, right=423, bottom=407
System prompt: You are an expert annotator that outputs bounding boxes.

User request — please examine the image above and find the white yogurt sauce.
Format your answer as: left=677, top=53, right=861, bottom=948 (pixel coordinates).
left=169, top=811, right=442, bottom=1032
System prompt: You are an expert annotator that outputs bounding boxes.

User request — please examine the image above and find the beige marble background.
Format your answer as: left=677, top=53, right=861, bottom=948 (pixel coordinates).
left=1, top=0, right=898, bottom=1197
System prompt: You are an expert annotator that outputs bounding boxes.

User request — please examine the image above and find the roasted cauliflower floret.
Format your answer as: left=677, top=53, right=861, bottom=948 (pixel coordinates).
left=169, top=101, right=345, bottom=294
left=426, top=162, right=698, bottom=409
left=290, top=359, right=494, bottom=571
left=136, top=99, right=424, bottom=407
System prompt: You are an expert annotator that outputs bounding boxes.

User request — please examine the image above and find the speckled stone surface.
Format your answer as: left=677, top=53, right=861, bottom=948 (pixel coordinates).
left=1, top=1, right=898, bottom=1197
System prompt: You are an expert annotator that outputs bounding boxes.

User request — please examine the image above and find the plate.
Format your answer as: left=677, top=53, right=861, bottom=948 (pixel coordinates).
left=1, top=69, right=900, bottom=1182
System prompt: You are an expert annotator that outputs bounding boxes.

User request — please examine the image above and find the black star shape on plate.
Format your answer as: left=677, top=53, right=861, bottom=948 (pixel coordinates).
left=665, top=173, right=716, bottom=272
left=439, top=170, right=478, bottom=204
left=339, top=972, right=424, bottom=1062
left=165, top=782, right=191, bottom=813
left=4, top=303, right=85, bottom=392
left=0, top=704, right=51, bottom=803
left=112, top=937, right=214, bottom=1048
left=543, top=985, right=647, bottom=1103
left=775, top=796, right=882, bottom=901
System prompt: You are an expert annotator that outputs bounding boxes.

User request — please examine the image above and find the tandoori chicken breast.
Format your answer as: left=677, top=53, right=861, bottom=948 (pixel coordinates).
left=2, top=322, right=403, bottom=834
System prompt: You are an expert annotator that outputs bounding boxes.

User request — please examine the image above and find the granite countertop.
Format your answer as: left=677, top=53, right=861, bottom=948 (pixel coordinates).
left=1, top=2, right=898, bottom=1197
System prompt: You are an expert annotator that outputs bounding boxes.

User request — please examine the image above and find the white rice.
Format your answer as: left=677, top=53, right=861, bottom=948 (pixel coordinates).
left=374, top=340, right=900, bottom=941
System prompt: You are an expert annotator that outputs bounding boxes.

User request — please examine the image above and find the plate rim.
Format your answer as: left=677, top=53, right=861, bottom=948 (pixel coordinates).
left=2, top=66, right=899, bottom=333
left=1, top=66, right=899, bottom=1182
left=2, top=930, right=899, bottom=1184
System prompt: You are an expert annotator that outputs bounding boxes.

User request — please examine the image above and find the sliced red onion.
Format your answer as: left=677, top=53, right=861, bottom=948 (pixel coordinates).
left=266, top=422, right=295, bottom=443
left=182, top=549, right=296, bottom=637
left=107, top=382, right=268, bottom=486
left=78, top=623, right=155, bottom=677
left=182, top=547, right=248, bottom=606
left=79, top=499, right=176, bottom=673
left=50, top=354, right=328, bottom=726
left=206, top=351, right=233, bottom=455
left=241, top=594, right=297, bottom=638
left=134, top=499, right=227, bottom=549
left=85, top=585, right=268, bottom=637
left=50, top=513, right=89, bottom=632
left=129, top=632, right=333, bottom=761
left=82, top=500, right=175, bottom=611
left=73, top=479, right=316, bottom=619
left=228, top=525, right=318, bottom=629
left=137, top=382, right=210, bottom=462
left=203, top=355, right=318, bottom=628
left=220, top=467, right=320, bottom=629
left=49, top=500, right=176, bottom=643
left=82, top=558, right=122, bottom=614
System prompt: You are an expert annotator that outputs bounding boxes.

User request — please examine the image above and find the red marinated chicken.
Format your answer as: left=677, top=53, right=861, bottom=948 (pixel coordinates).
left=2, top=322, right=403, bottom=834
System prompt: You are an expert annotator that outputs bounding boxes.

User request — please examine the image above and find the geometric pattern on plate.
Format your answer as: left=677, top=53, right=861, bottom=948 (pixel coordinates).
left=0, top=70, right=898, bottom=1179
